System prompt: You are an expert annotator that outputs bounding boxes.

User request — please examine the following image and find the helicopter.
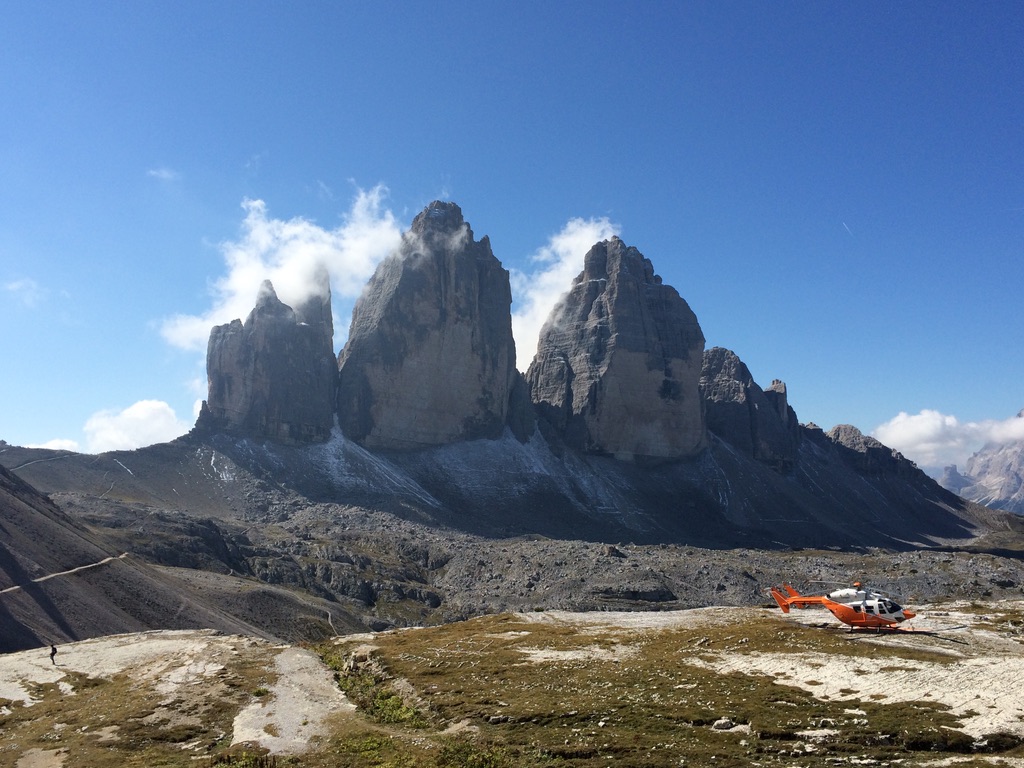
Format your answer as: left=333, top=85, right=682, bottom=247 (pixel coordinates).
left=769, top=581, right=917, bottom=631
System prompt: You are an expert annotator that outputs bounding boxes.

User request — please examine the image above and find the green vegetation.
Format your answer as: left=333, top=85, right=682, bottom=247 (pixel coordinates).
left=208, top=753, right=280, bottom=767
left=316, top=610, right=1024, bottom=767
left=3, top=608, right=1023, bottom=767
left=333, top=668, right=428, bottom=727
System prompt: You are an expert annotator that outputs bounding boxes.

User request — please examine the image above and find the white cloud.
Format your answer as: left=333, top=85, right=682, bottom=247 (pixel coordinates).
left=147, top=167, right=180, bottom=182
left=83, top=400, right=191, bottom=453
left=160, top=185, right=402, bottom=352
left=872, top=409, right=1024, bottom=473
left=187, top=376, right=206, bottom=398
left=27, top=438, right=80, bottom=452
left=510, top=216, right=619, bottom=369
left=4, top=278, right=44, bottom=308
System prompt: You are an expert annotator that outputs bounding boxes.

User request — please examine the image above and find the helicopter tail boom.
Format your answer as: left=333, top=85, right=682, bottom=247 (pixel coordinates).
left=769, top=584, right=830, bottom=612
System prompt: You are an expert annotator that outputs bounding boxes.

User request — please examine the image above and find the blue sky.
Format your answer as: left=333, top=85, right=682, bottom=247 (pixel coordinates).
left=2, top=2, right=1022, bottom=475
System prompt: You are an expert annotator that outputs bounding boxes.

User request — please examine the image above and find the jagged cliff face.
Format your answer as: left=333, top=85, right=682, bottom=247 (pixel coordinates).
left=336, top=201, right=518, bottom=449
left=941, top=410, right=1024, bottom=513
left=964, top=441, right=1024, bottom=513
left=700, top=347, right=800, bottom=471
left=527, top=237, right=707, bottom=461
left=198, top=272, right=336, bottom=444
left=818, top=423, right=925, bottom=477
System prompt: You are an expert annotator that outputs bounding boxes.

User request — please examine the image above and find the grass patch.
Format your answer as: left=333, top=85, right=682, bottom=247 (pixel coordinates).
left=314, top=610, right=1024, bottom=766
left=207, top=752, right=280, bottom=766
left=320, top=645, right=430, bottom=729
left=8, top=606, right=1024, bottom=767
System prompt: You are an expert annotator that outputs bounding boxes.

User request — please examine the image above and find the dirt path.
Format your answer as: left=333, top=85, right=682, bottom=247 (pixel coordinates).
left=0, top=553, right=129, bottom=595
left=231, top=646, right=354, bottom=752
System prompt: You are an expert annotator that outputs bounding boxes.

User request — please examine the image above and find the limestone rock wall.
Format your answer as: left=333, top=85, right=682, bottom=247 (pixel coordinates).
left=198, top=277, right=337, bottom=444
left=526, top=237, right=707, bottom=461
left=700, top=347, right=800, bottom=471
left=336, top=201, right=518, bottom=449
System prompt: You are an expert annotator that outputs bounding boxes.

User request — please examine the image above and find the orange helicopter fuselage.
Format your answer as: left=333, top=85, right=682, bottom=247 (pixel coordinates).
left=819, top=596, right=915, bottom=628
left=770, top=584, right=916, bottom=629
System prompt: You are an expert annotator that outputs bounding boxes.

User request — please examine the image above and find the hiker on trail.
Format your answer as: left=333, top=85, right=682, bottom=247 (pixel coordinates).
left=50, top=645, right=57, bottom=665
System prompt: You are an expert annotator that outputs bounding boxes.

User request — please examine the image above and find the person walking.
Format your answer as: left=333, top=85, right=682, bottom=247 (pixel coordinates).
left=49, top=644, right=57, bottom=665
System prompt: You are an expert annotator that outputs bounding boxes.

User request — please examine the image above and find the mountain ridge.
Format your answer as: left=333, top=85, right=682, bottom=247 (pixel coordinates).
left=183, top=201, right=1000, bottom=551
left=4, top=200, right=1024, bottom=652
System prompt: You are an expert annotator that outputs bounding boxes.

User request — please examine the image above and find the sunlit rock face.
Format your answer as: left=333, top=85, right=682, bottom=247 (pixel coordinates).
left=198, top=271, right=337, bottom=444
left=526, top=237, right=707, bottom=462
left=700, top=347, right=800, bottom=472
left=942, top=410, right=1024, bottom=513
left=336, top=201, right=518, bottom=449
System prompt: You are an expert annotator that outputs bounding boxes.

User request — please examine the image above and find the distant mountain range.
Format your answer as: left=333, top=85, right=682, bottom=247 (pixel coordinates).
left=940, top=410, right=1024, bottom=514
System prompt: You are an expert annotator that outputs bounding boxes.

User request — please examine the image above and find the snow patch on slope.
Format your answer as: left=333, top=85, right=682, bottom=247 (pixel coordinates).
left=307, top=428, right=442, bottom=507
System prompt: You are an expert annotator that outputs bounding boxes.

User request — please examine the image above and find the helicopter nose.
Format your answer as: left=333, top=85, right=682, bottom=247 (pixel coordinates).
left=902, top=610, right=916, bottom=620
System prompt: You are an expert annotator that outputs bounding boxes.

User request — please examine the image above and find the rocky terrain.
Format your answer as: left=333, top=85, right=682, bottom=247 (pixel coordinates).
left=3, top=199, right=1024, bottom=653
left=0, top=460, right=365, bottom=652
left=3, top=434, right=1024, bottom=653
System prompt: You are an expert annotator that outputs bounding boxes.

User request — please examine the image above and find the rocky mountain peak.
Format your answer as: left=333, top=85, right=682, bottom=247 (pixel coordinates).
left=942, top=409, right=1024, bottom=513
left=582, top=236, right=660, bottom=286
left=291, top=263, right=334, bottom=333
left=196, top=276, right=337, bottom=445
left=254, top=279, right=284, bottom=310
left=410, top=200, right=467, bottom=235
left=336, top=202, right=518, bottom=449
left=700, top=347, right=799, bottom=471
left=940, top=464, right=973, bottom=494
left=824, top=424, right=923, bottom=478
left=527, top=238, right=706, bottom=461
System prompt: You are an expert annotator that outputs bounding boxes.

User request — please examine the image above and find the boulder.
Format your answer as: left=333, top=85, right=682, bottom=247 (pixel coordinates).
left=336, top=201, right=519, bottom=449
left=197, top=274, right=336, bottom=444
left=526, top=237, right=706, bottom=461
